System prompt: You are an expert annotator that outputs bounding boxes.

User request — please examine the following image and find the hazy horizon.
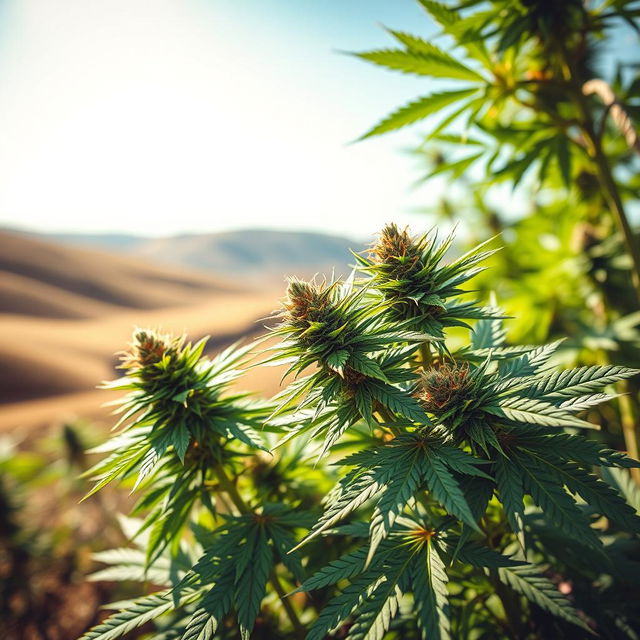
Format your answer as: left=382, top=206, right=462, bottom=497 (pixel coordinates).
left=4, top=221, right=369, bottom=242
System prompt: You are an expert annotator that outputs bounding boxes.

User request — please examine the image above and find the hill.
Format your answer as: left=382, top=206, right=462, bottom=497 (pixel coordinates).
left=0, top=232, right=285, bottom=430
left=132, top=229, right=358, bottom=279
left=0, top=231, right=239, bottom=318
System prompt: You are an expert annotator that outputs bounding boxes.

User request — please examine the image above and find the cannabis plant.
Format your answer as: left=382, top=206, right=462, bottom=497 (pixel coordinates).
left=81, top=224, right=640, bottom=640
left=355, top=0, right=640, bottom=287
left=354, top=0, right=640, bottom=475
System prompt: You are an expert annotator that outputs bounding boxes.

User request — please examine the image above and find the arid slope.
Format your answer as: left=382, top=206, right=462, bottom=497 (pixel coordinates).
left=0, top=232, right=284, bottom=432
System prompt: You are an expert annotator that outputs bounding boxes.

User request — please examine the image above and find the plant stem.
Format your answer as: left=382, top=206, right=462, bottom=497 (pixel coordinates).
left=419, top=343, right=433, bottom=369
left=618, top=383, right=640, bottom=484
left=214, top=465, right=247, bottom=515
left=574, top=94, right=640, bottom=303
left=376, top=405, right=396, bottom=424
left=556, top=39, right=640, bottom=298
left=597, top=349, right=640, bottom=485
left=373, top=405, right=402, bottom=437
left=591, top=139, right=640, bottom=301
left=572, top=92, right=640, bottom=476
left=215, top=489, right=234, bottom=515
left=214, top=465, right=306, bottom=638
left=270, top=570, right=307, bottom=639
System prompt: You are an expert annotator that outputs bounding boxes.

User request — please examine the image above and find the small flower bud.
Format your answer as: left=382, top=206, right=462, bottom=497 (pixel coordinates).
left=121, top=328, right=179, bottom=371
left=280, top=278, right=333, bottom=332
left=418, top=363, right=472, bottom=415
left=370, top=223, right=421, bottom=276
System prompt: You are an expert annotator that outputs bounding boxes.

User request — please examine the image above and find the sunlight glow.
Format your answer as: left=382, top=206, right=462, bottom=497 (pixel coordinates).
left=0, top=0, right=433, bottom=240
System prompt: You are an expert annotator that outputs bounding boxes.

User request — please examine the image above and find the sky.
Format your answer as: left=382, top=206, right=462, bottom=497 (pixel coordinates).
left=0, top=0, right=448, bottom=241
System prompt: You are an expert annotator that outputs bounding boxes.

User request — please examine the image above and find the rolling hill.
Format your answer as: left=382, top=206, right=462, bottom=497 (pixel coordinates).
left=0, top=231, right=288, bottom=433
left=0, top=231, right=240, bottom=318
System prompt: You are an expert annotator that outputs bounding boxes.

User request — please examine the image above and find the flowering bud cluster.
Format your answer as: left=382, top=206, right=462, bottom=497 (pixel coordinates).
left=280, top=279, right=343, bottom=346
left=416, top=360, right=498, bottom=448
left=370, top=223, right=423, bottom=281
left=120, top=329, right=183, bottom=380
left=356, top=224, right=497, bottom=340
left=418, top=363, right=473, bottom=414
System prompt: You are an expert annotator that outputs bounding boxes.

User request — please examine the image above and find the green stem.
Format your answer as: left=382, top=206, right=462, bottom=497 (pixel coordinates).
left=214, top=466, right=306, bottom=638
left=590, top=136, right=640, bottom=301
left=373, top=405, right=402, bottom=436
left=595, top=347, right=640, bottom=487
left=553, top=39, right=640, bottom=299
left=216, top=491, right=234, bottom=515
left=573, top=93, right=640, bottom=304
left=618, top=383, right=640, bottom=485
left=419, top=343, right=433, bottom=369
left=571, top=91, right=640, bottom=475
left=269, top=570, right=307, bottom=639
left=214, top=465, right=248, bottom=514
left=376, top=405, right=396, bottom=424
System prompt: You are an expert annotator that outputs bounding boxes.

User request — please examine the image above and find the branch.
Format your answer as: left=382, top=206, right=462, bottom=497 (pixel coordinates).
left=583, top=79, right=640, bottom=154
left=214, top=466, right=306, bottom=638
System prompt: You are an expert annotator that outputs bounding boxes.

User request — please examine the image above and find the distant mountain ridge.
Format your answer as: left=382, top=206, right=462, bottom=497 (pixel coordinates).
left=7, top=227, right=362, bottom=281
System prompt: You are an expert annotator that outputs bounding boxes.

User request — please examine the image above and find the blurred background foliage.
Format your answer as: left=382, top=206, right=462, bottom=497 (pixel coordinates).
left=356, top=0, right=640, bottom=476
left=0, top=422, right=134, bottom=639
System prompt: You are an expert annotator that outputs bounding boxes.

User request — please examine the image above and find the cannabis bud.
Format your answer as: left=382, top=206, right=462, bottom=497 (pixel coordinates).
left=281, top=278, right=332, bottom=333
left=270, top=270, right=430, bottom=427
left=121, top=329, right=179, bottom=370
left=357, top=224, right=500, bottom=346
left=278, top=277, right=360, bottom=368
left=418, top=363, right=474, bottom=416
left=371, top=223, right=422, bottom=278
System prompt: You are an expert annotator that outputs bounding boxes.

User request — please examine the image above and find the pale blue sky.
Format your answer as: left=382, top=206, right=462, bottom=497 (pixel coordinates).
left=0, top=0, right=449, bottom=241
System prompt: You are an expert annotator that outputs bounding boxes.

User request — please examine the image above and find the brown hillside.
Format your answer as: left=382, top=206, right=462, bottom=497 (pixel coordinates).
left=0, top=271, right=126, bottom=319
left=0, top=231, right=241, bottom=317
left=0, top=232, right=285, bottom=430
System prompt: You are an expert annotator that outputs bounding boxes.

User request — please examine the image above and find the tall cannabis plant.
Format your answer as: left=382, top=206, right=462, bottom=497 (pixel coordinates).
left=81, top=225, right=640, bottom=639
left=353, top=0, right=640, bottom=478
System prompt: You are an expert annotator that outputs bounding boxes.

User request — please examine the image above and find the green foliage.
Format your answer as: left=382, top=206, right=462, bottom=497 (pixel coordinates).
left=357, top=0, right=639, bottom=190
left=177, top=504, right=307, bottom=640
left=80, top=223, right=640, bottom=640
left=75, top=4, right=640, bottom=638
left=357, top=88, right=479, bottom=139
left=79, top=591, right=180, bottom=640
left=356, top=0, right=640, bottom=352
left=349, top=9, right=640, bottom=636
left=83, top=335, right=271, bottom=565
left=266, top=276, right=433, bottom=444
left=496, top=565, right=591, bottom=632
